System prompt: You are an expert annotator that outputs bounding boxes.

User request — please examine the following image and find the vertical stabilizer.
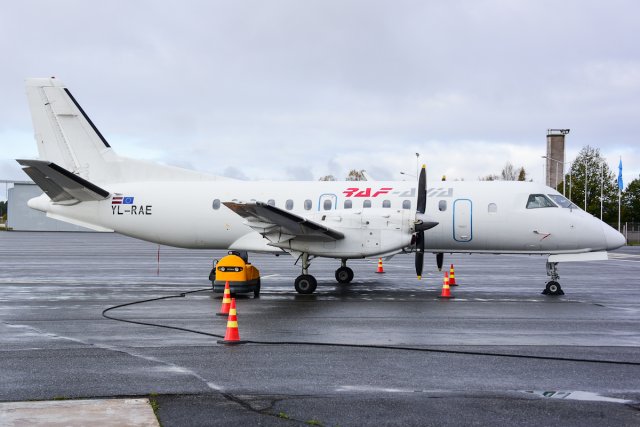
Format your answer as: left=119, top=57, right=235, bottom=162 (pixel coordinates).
left=24, top=77, right=232, bottom=184
left=26, top=77, right=113, bottom=182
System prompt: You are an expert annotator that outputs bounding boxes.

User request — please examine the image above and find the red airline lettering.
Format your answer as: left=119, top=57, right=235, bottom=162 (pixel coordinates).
left=343, top=187, right=394, bottom=198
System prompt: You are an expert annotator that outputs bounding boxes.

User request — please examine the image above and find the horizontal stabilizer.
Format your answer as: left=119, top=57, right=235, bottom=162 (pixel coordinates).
left=224, top=201, right=344, bottom=241
left=17, top=159, right=110, bottom=203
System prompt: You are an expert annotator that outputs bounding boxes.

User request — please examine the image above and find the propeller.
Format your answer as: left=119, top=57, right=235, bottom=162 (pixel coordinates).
left=415, top=227, right=424, bottom=278
left=414, top=165, right=439, bottom=279
left=436, top=252, right=444, bottom=271
left=415, top=165, right=427, bottom=279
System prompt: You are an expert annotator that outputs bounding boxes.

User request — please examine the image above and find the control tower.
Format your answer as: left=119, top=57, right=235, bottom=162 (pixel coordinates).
left=545, top=129, right=569, bottom=190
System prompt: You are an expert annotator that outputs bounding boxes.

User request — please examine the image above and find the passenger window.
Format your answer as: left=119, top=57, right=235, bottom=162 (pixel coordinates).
left=488, top=203, right=497, bottom=213
left=267, top=199, right=275, bottom=206
left=526, top=194, right=557, bottom=209
left=304, top=199, right=312, bottom=210
left=344, top=200, right=353, bottom=209
left=285, top=199, right=294, bottom=210
left=212, top=199, right=221, bottom=210
left=382, top=200, right=391, bottom=208
left=438, top=200, right=447, bottom=211
left=363, top=200, right=371, bottom=208
left=323, top=199, right=332, bottom=210
left=402, top=200, right=411, bottom=210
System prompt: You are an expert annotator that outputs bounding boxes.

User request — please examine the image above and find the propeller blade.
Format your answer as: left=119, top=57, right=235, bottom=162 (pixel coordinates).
left=417, top=164, right=426, bottom=214
left=415, top=231, right=424, bottom=278
left=436, top=252, right=444, bottom=271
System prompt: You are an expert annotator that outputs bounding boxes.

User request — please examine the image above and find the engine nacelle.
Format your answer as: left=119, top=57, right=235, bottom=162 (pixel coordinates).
left=273, top=209, right=414, bottom=258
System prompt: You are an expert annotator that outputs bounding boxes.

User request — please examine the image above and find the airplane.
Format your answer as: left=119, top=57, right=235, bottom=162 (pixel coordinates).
left=17, top=77, right=626, bottom=295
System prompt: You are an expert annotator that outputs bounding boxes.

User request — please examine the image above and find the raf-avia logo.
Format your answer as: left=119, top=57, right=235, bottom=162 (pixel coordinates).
left=111, top=195, right=152, bottom=216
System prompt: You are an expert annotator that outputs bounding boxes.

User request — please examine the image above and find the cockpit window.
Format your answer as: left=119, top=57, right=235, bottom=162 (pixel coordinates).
left=547, top=194, right=578, bottom=209
left=526, top=194, right=557, bottom=209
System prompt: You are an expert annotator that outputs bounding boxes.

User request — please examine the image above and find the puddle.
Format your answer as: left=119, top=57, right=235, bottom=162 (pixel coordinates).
left=336, top=385, right=414, bottom=393
left=523, top=390, right=632, bottom=404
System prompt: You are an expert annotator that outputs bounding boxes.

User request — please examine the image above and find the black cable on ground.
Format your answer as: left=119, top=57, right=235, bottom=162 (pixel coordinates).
left=102, top=288, right=224, bottom=339
left=102, top=288, right=640, bottom=367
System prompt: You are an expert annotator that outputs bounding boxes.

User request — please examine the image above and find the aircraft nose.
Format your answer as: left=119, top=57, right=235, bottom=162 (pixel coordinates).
left=603, top=223, right=626, bottom=250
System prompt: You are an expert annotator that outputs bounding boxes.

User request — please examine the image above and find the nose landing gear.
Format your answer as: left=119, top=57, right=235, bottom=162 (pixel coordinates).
left=542, top=261, right=565, bottom=296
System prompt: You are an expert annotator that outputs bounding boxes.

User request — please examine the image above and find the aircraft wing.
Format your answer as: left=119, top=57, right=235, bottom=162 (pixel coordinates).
left=224, top=201, right=344, bottom=242
left=17, top=159, right=110, bottom=203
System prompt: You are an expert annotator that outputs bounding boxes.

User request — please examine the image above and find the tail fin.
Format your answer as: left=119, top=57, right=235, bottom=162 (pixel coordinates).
left=25, top=77, right=236, bottom=184
left=26, top=77, right=114, bottom=182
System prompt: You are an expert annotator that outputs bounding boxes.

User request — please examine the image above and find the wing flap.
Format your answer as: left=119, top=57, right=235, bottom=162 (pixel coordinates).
left=224, top=201, right=344, bottom=241
left=17, top=159, right=109, bottom=203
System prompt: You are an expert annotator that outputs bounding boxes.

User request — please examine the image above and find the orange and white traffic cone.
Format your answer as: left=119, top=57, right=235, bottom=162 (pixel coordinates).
left=448, top=264, right=457, bottom=286
left=216, top=281, right=232, bottom=316
left=217, top=298, right=246, bottom=345
left=438, top=272, right=455, bottom=299
left=376, top=258, right=385, bottom=274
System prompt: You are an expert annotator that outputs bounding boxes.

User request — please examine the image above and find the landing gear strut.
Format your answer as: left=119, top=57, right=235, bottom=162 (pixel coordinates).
left=542, top=261, right=564, bottom=296
left=295, top=253, right=317, bottom=294
left=335, top=259, right=354, bottom=284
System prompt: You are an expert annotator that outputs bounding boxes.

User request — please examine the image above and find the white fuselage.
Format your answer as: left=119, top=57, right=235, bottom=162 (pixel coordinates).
left=29, top=179, right=623, bottom=258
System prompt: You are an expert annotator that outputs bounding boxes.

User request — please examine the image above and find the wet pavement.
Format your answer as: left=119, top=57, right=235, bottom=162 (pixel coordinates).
left=1, top=232, right=639, bottom=426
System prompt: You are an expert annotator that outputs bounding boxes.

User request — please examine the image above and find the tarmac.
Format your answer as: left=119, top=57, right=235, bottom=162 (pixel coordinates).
left=0, top=231, right=639, bottom=426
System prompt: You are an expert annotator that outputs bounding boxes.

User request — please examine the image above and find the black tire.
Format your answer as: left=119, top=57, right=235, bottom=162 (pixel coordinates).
left=335, top=266, right=354, bottom=284
left=545, top=281, right=564, bottom=296
left=294, top=274, right=317, bottom=294
left=254, top=279, right=261, bottom=298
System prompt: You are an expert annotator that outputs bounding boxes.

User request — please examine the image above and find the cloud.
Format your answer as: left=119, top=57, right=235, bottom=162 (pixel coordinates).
left=1, top=1, right=638, bottom=185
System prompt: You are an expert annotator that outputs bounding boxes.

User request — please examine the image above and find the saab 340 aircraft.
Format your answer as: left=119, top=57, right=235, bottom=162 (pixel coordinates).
left=17, top=78, right=626, bottom=295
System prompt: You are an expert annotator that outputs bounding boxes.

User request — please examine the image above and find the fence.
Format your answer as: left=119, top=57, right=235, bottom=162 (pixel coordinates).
left=622, top=222, right=640, bottom=245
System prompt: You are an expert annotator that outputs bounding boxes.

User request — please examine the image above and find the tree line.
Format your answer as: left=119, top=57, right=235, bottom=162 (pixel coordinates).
left=0, top=200, right=6, bottom=222
left=560, top=146, right=638, bottom=225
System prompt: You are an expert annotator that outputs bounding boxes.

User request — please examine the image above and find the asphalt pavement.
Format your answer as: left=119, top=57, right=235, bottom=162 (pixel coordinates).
left=1, top=231, right=639, bottom=426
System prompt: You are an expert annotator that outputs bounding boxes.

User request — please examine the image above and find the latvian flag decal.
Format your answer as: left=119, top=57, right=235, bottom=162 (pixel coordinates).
left=112, top=196, right=135, bottom=205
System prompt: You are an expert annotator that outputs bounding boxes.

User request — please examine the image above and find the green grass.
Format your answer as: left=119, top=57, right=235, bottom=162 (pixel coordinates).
left=148, top=394, right=162, bottom=427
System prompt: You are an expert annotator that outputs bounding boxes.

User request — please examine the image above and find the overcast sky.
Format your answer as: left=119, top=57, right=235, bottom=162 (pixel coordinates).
left=1, top=0, right=638, bottom=200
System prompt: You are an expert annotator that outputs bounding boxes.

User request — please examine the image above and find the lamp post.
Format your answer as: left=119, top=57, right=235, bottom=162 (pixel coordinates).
left=596, top=159, right=609, bottom=221
left=542, top=155, right=566, bottom=196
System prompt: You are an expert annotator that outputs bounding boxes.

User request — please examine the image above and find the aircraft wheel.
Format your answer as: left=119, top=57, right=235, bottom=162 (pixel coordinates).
left=295, top=275, right=317, bottom=294
left=254, top=279, right=261, bottom=298
left=544, top=281, right=564, bottom=296
left=335, top=266, right=354, bottom=284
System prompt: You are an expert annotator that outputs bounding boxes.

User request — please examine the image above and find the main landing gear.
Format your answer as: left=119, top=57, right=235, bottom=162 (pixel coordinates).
left=294, top=253, right=317, bottom=294
left=542, top=261, right=565, bottom=296
left=294, top=255, right=355, bottom=294
left=335, top=259, right=354, bottom=284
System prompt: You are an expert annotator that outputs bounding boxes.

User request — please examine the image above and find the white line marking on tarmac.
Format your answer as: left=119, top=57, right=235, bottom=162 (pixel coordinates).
left=1, top=321, right=224, bottom=392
